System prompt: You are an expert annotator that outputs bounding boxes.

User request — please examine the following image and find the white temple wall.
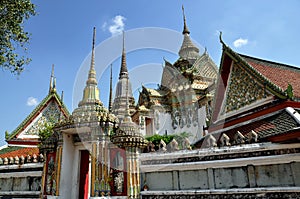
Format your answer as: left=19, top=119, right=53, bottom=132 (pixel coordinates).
left=59, top=133, right=75, bottom=199
left=152, top=105, right=207, bottom=144
left=156, top=113, right=172, bottom=136
left=139, top=116, right=147, bottom=137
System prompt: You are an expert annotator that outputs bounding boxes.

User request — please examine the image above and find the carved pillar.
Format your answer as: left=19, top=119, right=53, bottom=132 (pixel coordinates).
left=40, top=151, right=47, bottom=198
left=126, top=147, right=141, bottom=199
left=127, top=149, right=133, bottom=198
left=55, top=146, right=62, bottom=196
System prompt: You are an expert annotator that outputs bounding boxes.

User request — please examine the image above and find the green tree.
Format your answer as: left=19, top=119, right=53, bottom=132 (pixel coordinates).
left=0, top=0, right=36, bottom=75
left=38, top=121, right=54, bottom=143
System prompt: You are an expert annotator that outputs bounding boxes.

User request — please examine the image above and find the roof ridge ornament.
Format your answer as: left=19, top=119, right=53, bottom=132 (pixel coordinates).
left=219, top=31, right=226, bottom=47
left=49, top=64, right=55, bottom=93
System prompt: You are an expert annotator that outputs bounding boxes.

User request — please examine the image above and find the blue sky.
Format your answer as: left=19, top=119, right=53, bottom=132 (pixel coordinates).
left=1, top=0, right=300, bottom=146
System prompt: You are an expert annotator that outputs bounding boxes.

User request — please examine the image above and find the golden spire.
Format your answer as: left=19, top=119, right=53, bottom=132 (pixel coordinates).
left=182, top=5, right=190, bottom=35
left=86, top=27, right=97, bottom=85
left=79, top=27, right=100, bottom=106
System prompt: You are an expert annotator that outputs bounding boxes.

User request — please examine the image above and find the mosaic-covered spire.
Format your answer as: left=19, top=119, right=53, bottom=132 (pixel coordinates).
left=123, top=78, right=131, bottom=122
left=178, top=6, right=200, bottom=63
left=79, top=27, right=100, bottom=106
left=112, top=31, right=135, bottom=121
left=119, top=31, right=128, bottom=79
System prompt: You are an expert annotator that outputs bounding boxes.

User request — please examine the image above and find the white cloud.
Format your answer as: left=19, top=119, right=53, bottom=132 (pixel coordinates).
left=105, top=15, right=126, bottom=36
left=233, top=38, right=248, bottom=48
left=27, top=97, right=39, bottom=107
left=101, top=22, right=107, bottom=31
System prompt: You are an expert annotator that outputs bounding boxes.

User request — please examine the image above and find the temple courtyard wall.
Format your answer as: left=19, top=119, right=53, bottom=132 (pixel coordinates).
left=0, top=163, right=43, bottom=198
left=140, top=142, right=300, bottom=199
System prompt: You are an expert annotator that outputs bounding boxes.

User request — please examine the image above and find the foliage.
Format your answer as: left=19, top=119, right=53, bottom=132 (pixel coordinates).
left=146, top=132, right=192, bottom=149
left=0, top=0, right=36, bottom=75
left=146, top=134, right=174, bottom=146
left=285, top=83, right=294, bottom=99
left=38, top=121, right=54, bottom=142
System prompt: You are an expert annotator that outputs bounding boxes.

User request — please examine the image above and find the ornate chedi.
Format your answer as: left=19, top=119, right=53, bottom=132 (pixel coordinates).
left=41, top=27, right=148, bottom=199
left=112, top=32, right=135, bottom=122
left=134, top=6, right=218, bottom=142
left=111, top=78, right=147, bottom=199
left=42, top=27, right=118, bottom=198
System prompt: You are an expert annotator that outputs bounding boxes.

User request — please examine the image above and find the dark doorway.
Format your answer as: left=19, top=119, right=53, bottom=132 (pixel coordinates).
left=79, top=150, right=89, bottom=199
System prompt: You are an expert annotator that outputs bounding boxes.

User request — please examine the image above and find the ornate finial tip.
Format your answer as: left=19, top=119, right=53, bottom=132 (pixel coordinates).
left=92, top=27, right=96, bottom=44
left=182, top=5, right=190, bottom=35
left=219, top=31, right=223, bottom=42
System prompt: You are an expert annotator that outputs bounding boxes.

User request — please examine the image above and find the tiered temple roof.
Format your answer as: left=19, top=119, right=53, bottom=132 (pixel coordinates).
left=196, top=33, right=300, bottom=148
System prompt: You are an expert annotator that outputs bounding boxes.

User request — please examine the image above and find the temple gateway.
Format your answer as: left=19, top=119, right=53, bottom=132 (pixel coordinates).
left=0, top=7, right=300, bottom=199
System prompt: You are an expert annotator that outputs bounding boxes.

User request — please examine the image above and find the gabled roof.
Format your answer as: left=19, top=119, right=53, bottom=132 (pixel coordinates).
left=240, top=54, right=300, bottom=99
left=211, top=36, right=299, bottom=123
left=6, top=91, right=69, bottom=143
left=186, top=50, right=218, bottom=80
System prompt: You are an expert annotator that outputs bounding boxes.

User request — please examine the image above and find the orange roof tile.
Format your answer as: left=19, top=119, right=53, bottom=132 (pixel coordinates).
left=0, top=147, right=39, bottom=158
left=241, top=55, right=300, bottom=98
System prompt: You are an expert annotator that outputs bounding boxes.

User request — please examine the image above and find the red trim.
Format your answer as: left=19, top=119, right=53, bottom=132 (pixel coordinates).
left=7, top=140, right=40, bottom=146
left=267, top=130, right=300, bottom=143
left=212, top=53, right=232, bottom=122
left=210, top=100, right=300, bottom=132
left=79, top=150, right=90, bottom=199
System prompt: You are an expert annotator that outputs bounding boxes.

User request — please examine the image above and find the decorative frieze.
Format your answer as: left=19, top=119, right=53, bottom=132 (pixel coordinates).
left=141, top=147, right=300, bottom=165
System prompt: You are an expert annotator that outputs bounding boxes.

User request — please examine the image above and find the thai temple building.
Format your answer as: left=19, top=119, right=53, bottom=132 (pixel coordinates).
left=132, top=7, right=218, bottom=143
left=0, top=66, right=69, bottom=198
left=139, top=34, right=300, bottom=199
left=0, top=6, right=300, bottom=199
